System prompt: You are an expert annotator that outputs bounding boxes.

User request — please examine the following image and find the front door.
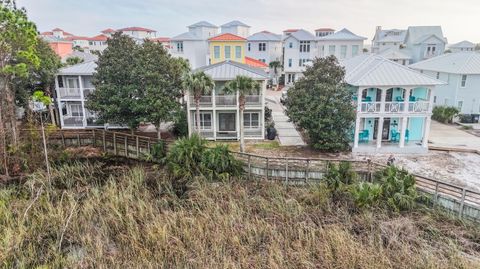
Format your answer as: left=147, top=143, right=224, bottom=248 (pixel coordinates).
left=218, top=113, right=236, bottom=132
left=373, top=118, right=391, bottom=140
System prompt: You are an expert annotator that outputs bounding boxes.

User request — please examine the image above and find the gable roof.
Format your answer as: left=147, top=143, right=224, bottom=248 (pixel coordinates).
left=409, top=52, right=480, bottom=74
left=221, top=20, right=250, bottom=28
left=245, top=57, right=268, bottom=68
left=194, top=60, right=267, bottom=80
left=171, top=31, right=203, bottom=41
left=59, top=61, right=97, bottom=75
left=88, top=34, right=108, bottom=41
left=247, top=31, right=282, bottom=42
left=374, top=29, right=407, bottom=43
left=378, top=48, right=411, bottom=60
left=65, top=36, right=90, bottom=41
left=284, top=29, right=315, bottom=41
left=101, top=28, right=115, bottom=34
left=150, top=37, right=171, bottom=43
left=316, top=28, right=367, bottom=41
left=450, top=40, right=475, bottom=49
left=405, top=26, right=446, bottom=45
left=315, top=28, right=335, bottom=32
left=117, top=26, right=156, bottom=32
left=283, top=29, right=299, bottom=33
left=341, top=54, right=445, bottom=87
left=209, top=33, right=246, bottom=41
left=188, top=21, right=217, bottom=28
left=62, top=51, right=98, bottom=63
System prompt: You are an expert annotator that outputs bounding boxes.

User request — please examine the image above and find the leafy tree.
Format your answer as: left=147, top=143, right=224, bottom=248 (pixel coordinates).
left=269, top=60, right=282, bottom=87
left=0, top=0, right=40, bottom=175
left=432, top=106, right=459, bottom=124
left=183, top=71, right=215, bottom=133
left=284, top=56, right=355, bottom=152
left=224, top=75, right=261, bottom=152
left=65, top=56, right=83, bottom=66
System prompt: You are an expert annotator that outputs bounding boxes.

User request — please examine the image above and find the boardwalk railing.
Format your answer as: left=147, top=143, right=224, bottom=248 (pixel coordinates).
left=42, top=129, right=480, bottom=223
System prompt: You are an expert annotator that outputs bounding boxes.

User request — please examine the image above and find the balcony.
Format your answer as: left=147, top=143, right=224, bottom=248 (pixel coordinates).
left=408, top=101, right=430, bottom=113
left=215, top=95, right=237, bottom=107
left=83, top=88, right=95, bottom=97
left=63, top=116, right=84, bottom=127
left=189, top=96, right=213, bottom=107
left=359, top=101, right=430, bottom=114
left=245, top=95, right=262, bottom=106
left=58, top=88, right=81, bottom=99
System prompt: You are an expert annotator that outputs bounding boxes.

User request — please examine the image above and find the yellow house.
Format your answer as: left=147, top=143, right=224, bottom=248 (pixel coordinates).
left=208, top=33, right=246, bottom=65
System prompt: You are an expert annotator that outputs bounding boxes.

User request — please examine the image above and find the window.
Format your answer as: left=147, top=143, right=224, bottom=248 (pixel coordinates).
left=457, top=101, right=463, bottom=111
left=433, top=96, right=437, bottom=103
left=352, top=45, right=359, bottom=57
left=259, top=42, right=266, bottom=51
left=298, top=59, right=308, bottom=67
left=289, top=42, right=293, bottom=48
left=235, top=46, right=242, bottom=58
left=329, top=45, right=335, bottom=56
left=66, top=77, right=79, bottom=89
left=214, top=46, right=220, bottom=59
left=176, top=42, right=183, bottom=53
left=340, top=45, right=347, bottom=58
left=288, top=58, right=292, bottom=67
left=299, top=41, right=310, bottom=52
left=436, top=72, right=440, bottom=79
left=70, top=104, right=83, bottom=117
left=225, top=46, right=231, bottom=59
left=193, top=112, right=212, bottom=130
left=247, top=43, right=251, bottom=51
left=444, top=98, right=449, bottom=105
left=244, top=112, right=260, bottom=128
left=461, top=75, right=467, bottom=87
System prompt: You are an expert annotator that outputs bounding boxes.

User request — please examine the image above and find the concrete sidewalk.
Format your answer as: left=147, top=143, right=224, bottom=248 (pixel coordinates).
left=429, top=121, right=480, bottom=150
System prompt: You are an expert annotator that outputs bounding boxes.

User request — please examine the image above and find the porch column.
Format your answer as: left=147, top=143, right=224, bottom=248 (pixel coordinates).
left=212, top=88, right=217, bottom=140
left=78, top=75, right=86, bottom=128
left=55, top=76, right=64, bottom=128
left=427, top=87, right=434, bottom=113
left=399, top=117, right=408, bottom=148
left=261, top=82, right=266, bottom=139
left=236, top=91, right=240, bottom=140
left=403, top=88, right=412, bottom=113
left=186, top=93, right=192, bottom=136
left=380, top=88, right=387, bottom=113
left=353, top=116, right=361, bottom=148
left=422, top=117, right=432, bottom=148
left=376, top=116, right=384, bottom=149
left=356, top=88, right=362, bottom=112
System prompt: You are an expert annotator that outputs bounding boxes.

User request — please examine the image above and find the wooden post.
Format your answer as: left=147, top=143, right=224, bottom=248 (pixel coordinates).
left=92, top=130, right=96, bottom=147
left=61, top=132, right=65, bottom=147
left=285, top=158, right=289, bottom=183
left=305, top=159, right=309, bottom=183
left=77, top=133, right=81, bottom=146
left=136, top=136, right=140, bottom=158
left=124, top=136, right=128, bottom=157
left=102, top=130, right=106, bottom=152
left=434, top=182, right=439, bottom=206
left=266, top=157, right=269, bottom=180
left=147, top=139, right=151, bottom=154
left=113, top=133, right=117, bottom=155
left=459, top=188, right=467, bottom=217
left=247, top=155, right=252, bottom=178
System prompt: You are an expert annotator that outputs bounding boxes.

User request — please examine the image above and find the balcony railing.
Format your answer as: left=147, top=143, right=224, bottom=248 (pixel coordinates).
left=189, top=96, right=213, bottom=107
left=63, top=116, right=84, bottom=127
left=215, top=95, right=237, bottom=107
left=83, top=88, right=95, bottom=97
left=245, top=95, right=261, bottom=105
left=58, top=88, right=81, bottom=99
left=359, top=101, right=430, bottom=114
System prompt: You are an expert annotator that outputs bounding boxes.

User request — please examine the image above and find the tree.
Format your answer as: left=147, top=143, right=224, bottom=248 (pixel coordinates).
left=0, top=0, right=40, bottom=175
left=284, top=56, right=355, bottom=152
left=183, top=71, right=215, bottom=133
left=224, top=75, right=261, bottom=152
left=269, top=60, right=282, bottom=87
left=65, top=56, right=83, bottom=66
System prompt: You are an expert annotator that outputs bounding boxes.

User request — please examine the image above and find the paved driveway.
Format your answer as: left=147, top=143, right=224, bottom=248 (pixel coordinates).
left=265, top=89, right=305, bottom=146
left=429, top=121, right=480, bottom=150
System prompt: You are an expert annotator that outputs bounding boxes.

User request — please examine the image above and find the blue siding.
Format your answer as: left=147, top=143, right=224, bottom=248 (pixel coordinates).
left=408, top=117, right=424, bottom=141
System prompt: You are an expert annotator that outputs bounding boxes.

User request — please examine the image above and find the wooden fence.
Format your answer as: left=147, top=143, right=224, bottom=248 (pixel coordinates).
left=41, top=129, right=480, bottom=223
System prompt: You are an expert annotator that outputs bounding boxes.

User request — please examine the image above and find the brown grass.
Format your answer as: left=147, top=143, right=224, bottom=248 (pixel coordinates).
left=0, top=160, right=479, bottom=268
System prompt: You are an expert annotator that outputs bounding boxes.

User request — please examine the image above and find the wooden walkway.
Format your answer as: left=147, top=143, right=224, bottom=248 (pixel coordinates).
left=44, top=129, right=480, bottom=223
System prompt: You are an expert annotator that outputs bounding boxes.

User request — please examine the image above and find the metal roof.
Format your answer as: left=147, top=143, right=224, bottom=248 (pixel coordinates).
left=284, top=29, right=315, bottom=41
left=188, top=21, right=217, bottom=28
left=375, top=29, right=406, bottom=43
left=62, top=51, right=98, bottom=63
left=194, top=60, right=267, bottom=80
left=221, top=20, right=250, bottom=28
left=378, top=48, right=411, bottom=60
left=59, top=61, right=97, bottom=75
left=247, top=31, right=282, bottom=42
left=341, top=54, right=445, bottom=87
left=405, top=26, right=446, bottom=44
left=450, top=40, right=475, bottom=49
left=409, top=52, right=480, bottom=74
left=316, top=28, right=367, bottom=41
left=171, top=31, right=203, bottom=41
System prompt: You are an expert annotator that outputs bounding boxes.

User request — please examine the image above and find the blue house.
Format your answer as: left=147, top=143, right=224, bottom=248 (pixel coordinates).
left=341, top=54, right=445, bottom=153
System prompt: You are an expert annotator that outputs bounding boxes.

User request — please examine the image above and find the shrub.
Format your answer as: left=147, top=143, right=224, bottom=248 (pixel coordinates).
left=375, top=166, right=417, bottom=211
left=350, top=182, right=382, bottom=208
left=172, top=107, right=188, bottom=138
left=432, top=106, right=459, bottom=123
left=324, top=161, right=358, bottom=191
left=264, top=105, right=272, bottom=122
left=200, top=145, right=243, bottom=181
left=150, top=140, right=167, bottom=161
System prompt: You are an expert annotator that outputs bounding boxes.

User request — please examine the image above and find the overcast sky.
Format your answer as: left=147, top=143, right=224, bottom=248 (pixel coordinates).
left=17, top=0, right=480, bottom=44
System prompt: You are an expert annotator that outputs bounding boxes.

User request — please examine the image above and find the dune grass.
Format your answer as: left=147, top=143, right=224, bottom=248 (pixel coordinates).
left=0, top=160, right=479, bottom=268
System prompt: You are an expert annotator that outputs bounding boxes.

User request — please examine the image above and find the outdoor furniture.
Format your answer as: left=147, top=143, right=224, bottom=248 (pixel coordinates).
left=395, top=96, right=404, bottom=102
left=405, top=129, right=410, bottom=143
left=390, top=130, right=399, bottom=142
left=359, top=130, right=369, bottom=143
left=409, top=96, right=416, bottom=101
left=362, top=96, right=372, bottom=102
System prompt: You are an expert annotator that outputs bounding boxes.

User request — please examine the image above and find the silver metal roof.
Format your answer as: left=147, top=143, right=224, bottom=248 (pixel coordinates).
left=378, top=48, right=411, bottom=60
left=450, top=40, right=475, bottom=49
left=341, top=54, right=445, bottom=87
left=194, top=60, right=267, bottom=81
left=284, top=29, right=315, bottom=41
left=171, top=31, right=203, bottom=41
left=188, top=21, right=217, bottom=28
left=59, top=61, right=97, bottom=75
left=221, top=20, right=250, bottom=28
left=316, top=28, right=367, bottom=41
left=247, top=31, right=282, bottom=42
left=410, top=52, right=480, bottom=74
left=374, top=29, right=406, bottom=43
left=62, top=51, right=98, bottom=63
left=405, top=26, right=446, bottom=44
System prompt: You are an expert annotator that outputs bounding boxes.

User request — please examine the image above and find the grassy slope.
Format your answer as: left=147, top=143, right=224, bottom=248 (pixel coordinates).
left=0, top=160, right=479, bottom=268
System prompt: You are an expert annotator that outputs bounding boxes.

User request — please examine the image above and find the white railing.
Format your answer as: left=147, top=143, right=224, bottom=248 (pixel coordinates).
left=408, top=101, right=430, bottom=113
left=189, top=96, right=213, bottom=107
left=62, top=116, right=84, bottom=127
left=384, top=102, right=404, bottom=113
left=360, top=102, right=381, bottom=113
left=360, top=101, right=430, bottom=114
left=215, top=95, right=237, bottom=106
left=245, top=95, right=262, bottom=105
left=58, top=88, right=81, bottom=99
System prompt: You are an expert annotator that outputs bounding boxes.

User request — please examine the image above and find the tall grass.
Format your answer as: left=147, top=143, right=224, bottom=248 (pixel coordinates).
left=0, top=161, right=479, bottom=268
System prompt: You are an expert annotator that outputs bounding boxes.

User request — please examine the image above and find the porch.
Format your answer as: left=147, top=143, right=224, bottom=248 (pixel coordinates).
left=355, top=87, right=433, bottom=114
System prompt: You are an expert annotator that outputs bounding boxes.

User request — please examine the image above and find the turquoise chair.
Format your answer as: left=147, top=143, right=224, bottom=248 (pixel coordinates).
left=409, top=96, right=416, bottom=101
left=390, top=130, right=399, bottom=142
left=359, top=130, right=369, bottom=143
left=395, top=96, right=404, bottom=102
left=405, top=129, right=410, bottom=143
left=362, top=96, right=372, bottom=102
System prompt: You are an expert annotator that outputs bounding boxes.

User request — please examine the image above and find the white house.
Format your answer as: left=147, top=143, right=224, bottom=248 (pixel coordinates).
left=87, top=35, right=108, bottom=52
left=371, top=26, right=447, bottom=64
left=315, top=28, right=335, bottom=37
left=316, top=28, right=366, bottom=60
left=220, top=20, right=250, bottom=38
left=410, top=52, right=480, bottom=116
left=171, top=21, right=218, bottom=69
left=343, top=54, right=445, bottom=153
left=187, top=61, right=268, bottom=140
left=117, top=26, right=157, bottom=39
left=283, top=29, right=317, bottom=84
left=246, top=31, right=282, bottom=64
left=449, top=41, right=476, bottom=53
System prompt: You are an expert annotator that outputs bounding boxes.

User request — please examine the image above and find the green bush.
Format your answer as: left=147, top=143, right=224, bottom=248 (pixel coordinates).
left=150, top=140, right=167, bottom=161
left=432, top=106, right=459, bottom=123
left=172, top=107, right=188, bottom=138
left=324, top=161, right=358, bottom=191
left=350, top=182, right=382, bottom=208
left=375, top=166, right=417, bottom=211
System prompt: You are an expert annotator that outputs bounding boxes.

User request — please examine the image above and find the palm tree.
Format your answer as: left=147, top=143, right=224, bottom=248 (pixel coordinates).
left=224, top=75, right=261, bottom=152
left=269, top=60, right=282, bottom=89
left=183, top=71, right=215, bottom=133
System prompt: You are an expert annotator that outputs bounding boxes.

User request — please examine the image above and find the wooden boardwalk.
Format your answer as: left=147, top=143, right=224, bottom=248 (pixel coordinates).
left=44, top=129, right=480, bottom=223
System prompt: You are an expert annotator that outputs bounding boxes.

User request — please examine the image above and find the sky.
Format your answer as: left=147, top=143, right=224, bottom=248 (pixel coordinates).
left=17, top=0, right=480, bottom=44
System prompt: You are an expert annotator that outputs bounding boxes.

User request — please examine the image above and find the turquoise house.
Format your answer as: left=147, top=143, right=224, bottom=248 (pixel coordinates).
left=341, top=55, right=445, bottom=153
